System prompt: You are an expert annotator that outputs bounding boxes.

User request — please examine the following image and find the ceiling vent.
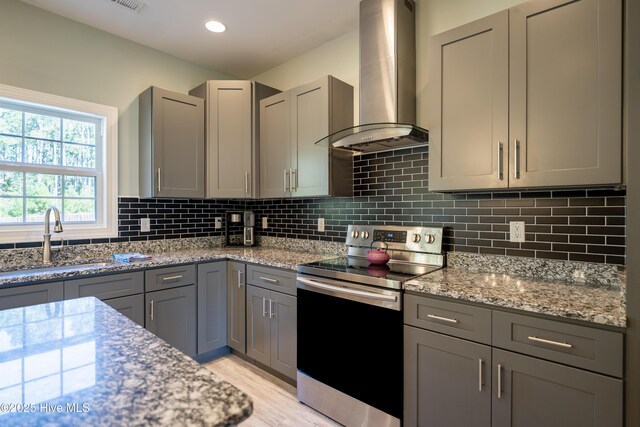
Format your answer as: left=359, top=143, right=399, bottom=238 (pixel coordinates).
left=105, top=0, right=145, bottom=13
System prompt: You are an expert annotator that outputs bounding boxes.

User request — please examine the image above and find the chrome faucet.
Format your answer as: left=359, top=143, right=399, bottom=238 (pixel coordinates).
left=43, top=206, right=64, bottom=263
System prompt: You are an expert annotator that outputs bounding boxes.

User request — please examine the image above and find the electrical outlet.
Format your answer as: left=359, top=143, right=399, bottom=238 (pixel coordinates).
left=262, top=216, right=268, bottom=229
left=510, top=221, right=525, bottom=242
left=214, top=217, right=222, bottom=229
left=140, top=218, right=151, bottom=232
left=318, top=217, right=325, bottom=232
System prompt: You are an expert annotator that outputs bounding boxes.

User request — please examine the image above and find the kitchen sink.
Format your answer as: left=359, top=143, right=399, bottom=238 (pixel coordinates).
left=0, top=262, right=114, bottom=278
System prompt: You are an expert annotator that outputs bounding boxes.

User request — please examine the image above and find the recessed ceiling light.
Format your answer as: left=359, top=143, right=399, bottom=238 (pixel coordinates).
left=205, top=20, right=226, bottom=33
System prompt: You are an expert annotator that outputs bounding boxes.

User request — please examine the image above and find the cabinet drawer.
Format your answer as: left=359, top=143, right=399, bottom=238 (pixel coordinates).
left=404, top=294, right=492, bottom=344
left=247, top=264, right=296, bottom=296
left=64, top=272, right=143, bottom=300
left=493, top=311, right=623, bottom=377
left=145, top=265, right=196, bottom=292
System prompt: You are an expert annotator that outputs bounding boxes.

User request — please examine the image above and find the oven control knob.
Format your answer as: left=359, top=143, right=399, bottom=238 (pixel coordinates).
left=411, top=234, right=421, bottom=243
left=351, top=230, right=359, bottom=238
left=425, top=234, right=436, bottom=244
left=361, top=231, right=370, bottom=239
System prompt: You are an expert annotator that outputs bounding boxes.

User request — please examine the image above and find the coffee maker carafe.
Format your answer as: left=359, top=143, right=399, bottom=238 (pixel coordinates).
left=225, top=210, right=255, bottom=247
left=243, top=211, right=255, bottom=246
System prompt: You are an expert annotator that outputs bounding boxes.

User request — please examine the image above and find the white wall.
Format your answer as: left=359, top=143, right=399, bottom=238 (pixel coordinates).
left=252, top=0, right=526, bottom=128
left=0, top=0, right=232, bottom=196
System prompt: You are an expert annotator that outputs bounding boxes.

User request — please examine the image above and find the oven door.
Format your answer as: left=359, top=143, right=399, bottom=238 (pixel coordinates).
left=297, top=275, right=403, bottom=422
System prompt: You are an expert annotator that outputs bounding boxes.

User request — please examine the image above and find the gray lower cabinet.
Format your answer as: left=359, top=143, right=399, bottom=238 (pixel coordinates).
left=404, top=326, right=491, bottom=427
left=246, top=284, right=297, bottom=380
left=197, top=262, right=227, bottom=355
left=227, top=261, right=247, bottom=353
left=103, top=294, right=145, bottom=326
left=492, top=349, right=623, bottom=427
left=0, top=282, right=63, bottom=311
left=145, top=285, right=197, bottom=357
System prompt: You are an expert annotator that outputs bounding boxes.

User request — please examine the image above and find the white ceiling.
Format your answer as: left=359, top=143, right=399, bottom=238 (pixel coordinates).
left=20, top=0, right=361, bottom=78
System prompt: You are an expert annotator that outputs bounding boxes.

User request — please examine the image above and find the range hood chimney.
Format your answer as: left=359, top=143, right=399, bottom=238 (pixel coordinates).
left=316, top=0, right=427, bottom=154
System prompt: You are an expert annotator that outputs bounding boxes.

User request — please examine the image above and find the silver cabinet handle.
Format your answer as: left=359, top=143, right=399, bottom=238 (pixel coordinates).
left=270, top=299, right=276, bottom=319
left=262, top=297, right=268, bottom=317
left=497, top=364, right=502, bottom=398
left=514, top=139, right=520, bottom=179
left=498, top=142, right=503, bottom=180
left=149, top=300, right=154, bottom=320
left=157, top=168, right=161, bottom=193
left=478, top=359, right=484, bottom=391
left=245, top=171, right=249, bottom=195
left=527, top=336, right=573, bottom=349
left=289, top=169, right=294, bottom=193
left=283, top=169, right=290, bottom=192
left=237, top=270, right=244, bottom=287
left=162, top=275, right=183, bottom=282
left=260, top=276, right=278, bottom=284
left=291, top=169, right=297, bottom=191
left=427, top=314, right=458, bottom=324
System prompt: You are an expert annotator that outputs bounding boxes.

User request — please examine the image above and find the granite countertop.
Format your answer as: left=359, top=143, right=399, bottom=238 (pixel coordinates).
left=0, top=297, right=252, bottom=426
left=405, top=268, right=627, bottom=328
left=0, top=247, right=341, bottom=287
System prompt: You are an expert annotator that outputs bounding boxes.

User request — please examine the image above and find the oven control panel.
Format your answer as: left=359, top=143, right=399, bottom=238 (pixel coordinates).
left=346, top=225, right=443, bottom=255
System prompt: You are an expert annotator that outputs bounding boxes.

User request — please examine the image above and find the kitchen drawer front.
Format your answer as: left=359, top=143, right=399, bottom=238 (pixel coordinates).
left=404, top=294, right=492, bottom=344
left=64, top=272, right=144, bottom=300
left=145, top=265, right=196, bottom=292
left=247, top=264, right=296, bottom=296
left=493, top=311, right=623, bottom=377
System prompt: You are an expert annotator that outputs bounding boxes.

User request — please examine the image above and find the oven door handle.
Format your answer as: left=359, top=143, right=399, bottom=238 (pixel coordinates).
left=297, top=277, right=398, bottom=302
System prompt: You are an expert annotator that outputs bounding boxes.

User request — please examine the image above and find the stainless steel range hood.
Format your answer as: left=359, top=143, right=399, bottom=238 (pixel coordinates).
left=316, top=0, right=427, bottom=154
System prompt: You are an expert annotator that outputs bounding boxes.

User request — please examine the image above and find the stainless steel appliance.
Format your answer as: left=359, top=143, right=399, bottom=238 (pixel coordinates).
left=225, top=210, right=255, bottom=247
left=296, top=225, right=444, bottom=427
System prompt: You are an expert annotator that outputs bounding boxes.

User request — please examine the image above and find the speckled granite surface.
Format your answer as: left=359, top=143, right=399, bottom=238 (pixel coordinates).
left=405, top=265, right=626, bottom=328
left=0, top=246, right=339, bottom=287
left=0, top=297, right=252, bottom=426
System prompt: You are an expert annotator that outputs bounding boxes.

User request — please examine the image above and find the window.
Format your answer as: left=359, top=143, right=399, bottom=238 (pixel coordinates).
left=0, top=84, right=117, bottom=243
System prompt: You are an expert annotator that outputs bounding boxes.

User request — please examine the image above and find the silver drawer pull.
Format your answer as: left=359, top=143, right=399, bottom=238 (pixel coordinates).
left=149, top=300, right=154, bottom=320
left=260, top=276, right=279, bottom=284
left=527, top=336, right=573, bottom=349
left=497, top=364, right=502, bottom=398
left=162, top=275, right=183, bottom=281
left=427, top=314, right=458, bottom=324
left=478, top=359, right=484, bottom=391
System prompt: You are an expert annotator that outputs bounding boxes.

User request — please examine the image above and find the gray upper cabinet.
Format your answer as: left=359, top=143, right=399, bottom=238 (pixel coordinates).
left=139, top=86, right=205, bottom=198
left=428, top=11, right=509, bottom=192
left=197, top=262, right=227, bottom=355
left=189, top=80, right=280, bottom=198
left=260, top=75, right=354, bottom=199
left=492, top=348, right=623, bottom=427
left=145, top=285, right=197, bottom=357
left=509, top=0, right=622, bottom=188
left=0, top=282, right=63, bottom=311
left=428, top=0, right=622, bottom=192
left=227, top=261, right=247, bottom=354
left=404, top=326, right=491, bottom=427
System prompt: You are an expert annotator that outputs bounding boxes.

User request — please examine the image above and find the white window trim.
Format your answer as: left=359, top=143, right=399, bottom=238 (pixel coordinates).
left=0, top=83, right=118, bottom=243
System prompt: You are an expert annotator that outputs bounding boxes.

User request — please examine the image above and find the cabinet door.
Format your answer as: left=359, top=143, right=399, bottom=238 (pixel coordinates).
left=246, top=285, right=271, bottom=366
left=151, top=87, right=205, bottom=198
left=0, top=282, right=63, bottom=310
left=290, top=76, right=329, bottom=197
left=207, top=81, right=253, bottom=198
left=259, top=92, right=291, bottom=198
left=509, top=0, right=622, bottom=187
left=104, top=294, right=144, bottom=326
left=227, top=261, right=246, bottom=353
left=145, top=285, right=197, bottom=357
left=428, top=11, right=509, bottom=192
left=197, top=262, right=227, bottom=355
left=269, top=291, right=297, bottom=380
left=404, top=326, right=491, bottom=427
left=492, top=348, right=622, bottom=427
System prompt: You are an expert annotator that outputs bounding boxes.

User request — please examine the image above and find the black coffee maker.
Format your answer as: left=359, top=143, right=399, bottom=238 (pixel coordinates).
left=225, top=210, right=255, bottom=247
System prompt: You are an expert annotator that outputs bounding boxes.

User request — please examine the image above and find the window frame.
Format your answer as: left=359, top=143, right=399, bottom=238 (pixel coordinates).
left=0, top=83, right=118, bottom=243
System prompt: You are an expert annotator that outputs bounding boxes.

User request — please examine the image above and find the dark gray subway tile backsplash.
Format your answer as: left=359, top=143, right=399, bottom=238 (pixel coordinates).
left=0, top=147, right=626, bottom=265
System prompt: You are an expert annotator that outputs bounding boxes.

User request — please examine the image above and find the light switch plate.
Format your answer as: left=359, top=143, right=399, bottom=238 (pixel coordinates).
left=510, top=221, right=525, bottom=242
left=318, top=217, right=325, bottom=232
left=140, top=218, right=151, bottom=232
left=262, top=217, right=268, bottom=229
left=214, top=217, right=222, bottom=229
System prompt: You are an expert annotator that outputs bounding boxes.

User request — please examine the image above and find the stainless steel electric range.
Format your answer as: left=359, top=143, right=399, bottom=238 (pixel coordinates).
left=296, top=225, right=445, bottom=427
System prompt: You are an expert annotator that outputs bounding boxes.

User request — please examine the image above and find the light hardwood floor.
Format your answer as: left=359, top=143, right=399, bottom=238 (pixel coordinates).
left=205, top=354, right=341, bottom=427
